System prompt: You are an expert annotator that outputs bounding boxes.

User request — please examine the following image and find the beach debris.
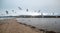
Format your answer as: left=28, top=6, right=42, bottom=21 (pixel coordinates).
left=18, top=22, right=27, bottom=25
left=19, top=22, right=23, bottom=24
left=18, top=7, right=22, bottom=10
left=39, top=29, right=45, bottom=33
left=30, top=26, right=36, bottom=29
left=18, top=22, right=36, bottom=29
left=46, top=31, right=56, bottom=33
left=22, top=23, right=27, bottom=26
left=27, top=25, right=36, bottom=29
left=39, top=28, right=56, bottom=33
left=17, top=22, right=57, bottom=33
left=39, top=29, right=45, bottom=31
left=39, top=29, right=47, bottom=33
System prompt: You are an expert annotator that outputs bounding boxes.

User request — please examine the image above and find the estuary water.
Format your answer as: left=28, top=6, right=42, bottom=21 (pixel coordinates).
left=16, top=18, right=60, bottom=32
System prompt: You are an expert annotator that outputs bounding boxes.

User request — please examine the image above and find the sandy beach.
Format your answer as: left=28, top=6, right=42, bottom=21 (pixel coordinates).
left=0, top=19, right=44, bottom=33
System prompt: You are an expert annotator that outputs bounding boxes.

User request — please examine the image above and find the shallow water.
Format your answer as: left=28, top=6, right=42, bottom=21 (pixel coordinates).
left=16, top=18, right=60, bottom=32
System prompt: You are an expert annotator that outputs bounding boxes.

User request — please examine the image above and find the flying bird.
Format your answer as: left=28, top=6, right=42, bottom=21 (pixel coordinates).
left=6, top=10, right=8, bottom=14
left=38, top=10, right=41, bottom=13
left=18, top=7, right=22, bottom=10
left=12, top=10, right=14, bottom=12
left=26, top=9, right=28, bottom=12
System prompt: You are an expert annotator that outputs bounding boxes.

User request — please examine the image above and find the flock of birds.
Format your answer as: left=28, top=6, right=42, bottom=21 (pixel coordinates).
left=5, top=7, right=41, bottom=14
left=0, top=7, right=58, bottom=33
left=5, top=7, right=55, bottom=16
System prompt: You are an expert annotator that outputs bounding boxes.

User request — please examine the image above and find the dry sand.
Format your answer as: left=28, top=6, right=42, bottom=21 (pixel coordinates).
left=0, top=19, right=43, bottom=33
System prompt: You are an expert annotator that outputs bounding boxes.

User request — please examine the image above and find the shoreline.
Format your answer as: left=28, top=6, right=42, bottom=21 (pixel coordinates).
left=2, top=18, right=59, bottom=33
left=0, top=19, right=43, bottom=33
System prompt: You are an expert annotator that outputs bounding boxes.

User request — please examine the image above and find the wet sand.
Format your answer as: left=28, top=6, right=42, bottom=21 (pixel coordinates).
left=0, top=19, right=43, bottom=33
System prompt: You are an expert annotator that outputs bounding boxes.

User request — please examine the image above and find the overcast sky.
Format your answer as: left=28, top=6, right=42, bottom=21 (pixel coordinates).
left=0, top=0, right=60, bottom=15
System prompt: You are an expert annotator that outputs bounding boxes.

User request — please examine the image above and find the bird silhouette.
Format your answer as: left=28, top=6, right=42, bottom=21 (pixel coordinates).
left=26, top=9, right=28, bottom=12
left=18, top=7, right=22, bottom=10
left=6, top=10, right=8, bottom=14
